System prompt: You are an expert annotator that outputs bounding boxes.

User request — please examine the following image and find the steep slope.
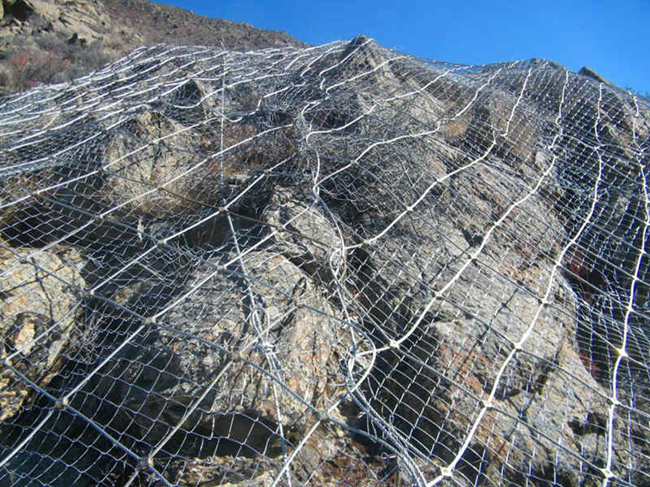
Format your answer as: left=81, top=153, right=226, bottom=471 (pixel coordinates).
left=0, top=0, right=306, bottom=94
left=102, top=0, right=308, bottom=49
left=0, top=36, right=649, bottom=487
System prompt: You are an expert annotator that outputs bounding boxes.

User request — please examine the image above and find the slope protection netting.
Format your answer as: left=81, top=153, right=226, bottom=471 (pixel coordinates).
left=0, top=36, right=649, bottom=486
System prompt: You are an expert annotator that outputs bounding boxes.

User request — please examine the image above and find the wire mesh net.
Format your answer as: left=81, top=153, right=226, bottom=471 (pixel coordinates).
left=0, top=36, right=649, bottom=486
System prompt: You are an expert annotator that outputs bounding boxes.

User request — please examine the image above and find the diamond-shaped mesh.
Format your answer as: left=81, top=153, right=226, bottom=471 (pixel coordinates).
left=0, top=36, right=649, bottom=486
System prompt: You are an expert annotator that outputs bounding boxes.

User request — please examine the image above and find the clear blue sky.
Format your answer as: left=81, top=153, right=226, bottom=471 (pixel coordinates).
left=158, top=0, right=649, bottom=95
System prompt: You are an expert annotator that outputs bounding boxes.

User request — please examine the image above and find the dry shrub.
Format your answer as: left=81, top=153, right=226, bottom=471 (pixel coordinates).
left=1, top=41, right=112, bottom=93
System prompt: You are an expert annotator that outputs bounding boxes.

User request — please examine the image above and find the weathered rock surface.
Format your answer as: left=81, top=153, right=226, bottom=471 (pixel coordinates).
left=0, top=241, right=85, bottom=422
left=0, top=37, right=649, bottom=486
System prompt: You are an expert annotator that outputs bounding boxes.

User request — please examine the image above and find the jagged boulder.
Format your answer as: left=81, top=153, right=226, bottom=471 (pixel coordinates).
left=0, top=241, right=84, bottom=422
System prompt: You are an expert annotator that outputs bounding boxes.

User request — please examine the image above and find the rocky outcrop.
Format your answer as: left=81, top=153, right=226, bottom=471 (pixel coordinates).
left=0, top=241, right=85, bottom=421
left=0, top=37, right=649, bottom=486
left=0, top=0, right=110, bottom=52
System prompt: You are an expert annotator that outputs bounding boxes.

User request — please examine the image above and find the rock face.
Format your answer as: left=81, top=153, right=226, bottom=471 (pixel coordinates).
left=0, top=37, right=649, bottom=487
left=0, top=242, right=85, bottom=422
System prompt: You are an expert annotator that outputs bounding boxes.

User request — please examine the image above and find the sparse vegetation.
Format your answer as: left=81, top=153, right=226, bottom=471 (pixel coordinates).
left=0, top=0, right=305, bottom=96
left=0, top=40, right=111, bottom=93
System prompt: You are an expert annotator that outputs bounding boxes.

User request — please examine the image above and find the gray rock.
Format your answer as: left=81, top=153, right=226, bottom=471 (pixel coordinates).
left=1, top=37, right=649, bottom=486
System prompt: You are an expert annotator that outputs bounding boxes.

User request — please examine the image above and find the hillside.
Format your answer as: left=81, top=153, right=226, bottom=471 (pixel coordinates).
left=0, top=0, right=306, bottom=94
left=0, top=34, right=649, bottom=486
